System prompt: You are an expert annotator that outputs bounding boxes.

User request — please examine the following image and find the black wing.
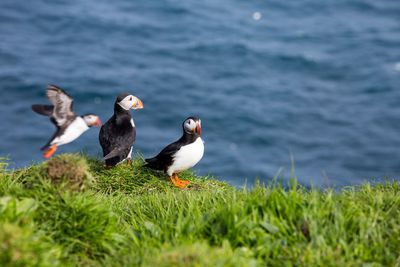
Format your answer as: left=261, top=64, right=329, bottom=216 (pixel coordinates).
left=145, top=139, right=182, bottom=171
left=31, top=104, right=54, bottom=117
left=99, top=115, right=135, bottom=166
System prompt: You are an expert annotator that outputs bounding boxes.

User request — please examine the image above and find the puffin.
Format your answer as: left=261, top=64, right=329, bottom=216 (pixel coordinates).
left=32, top=84, right=102, bottom=158
left=145, top=116, right=204, bottom=188
left=99, top=93, right=144, bottom=167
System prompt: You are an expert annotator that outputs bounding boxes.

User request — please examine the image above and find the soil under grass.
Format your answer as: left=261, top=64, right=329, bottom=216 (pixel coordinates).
left=0, top=154, right=399, bottom=266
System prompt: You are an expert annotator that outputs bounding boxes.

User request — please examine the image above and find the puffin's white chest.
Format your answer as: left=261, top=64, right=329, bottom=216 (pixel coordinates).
left=51, top=117, right=89, bottom=146
left=167, top=137, right=204, bottom=176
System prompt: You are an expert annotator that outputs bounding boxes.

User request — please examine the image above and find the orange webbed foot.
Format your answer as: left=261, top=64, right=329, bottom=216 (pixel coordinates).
left=170, top=174, right=190, bottom=188
left=177, top=178, right=190, bottom=186
left=43, top=145, right=57, bottom=159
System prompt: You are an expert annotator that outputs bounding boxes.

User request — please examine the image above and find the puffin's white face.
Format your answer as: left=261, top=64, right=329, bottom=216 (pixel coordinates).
left=82, top=114, right=102, bottom=127
left=183, top=117, right=201, bottom=135
left=118, top=95, right=144, bottom=111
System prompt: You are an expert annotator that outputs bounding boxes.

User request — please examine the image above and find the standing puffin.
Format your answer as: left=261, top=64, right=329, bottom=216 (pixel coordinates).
left=32, top=84, right=102, bottom=158
left=99, top=93, right=144, bottom=167
left=145, top=116, right=204, bottom=188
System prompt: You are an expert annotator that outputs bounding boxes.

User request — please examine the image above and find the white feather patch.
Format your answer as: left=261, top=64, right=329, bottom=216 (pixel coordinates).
left=127, top=146, right=133, bottom=159
left=118, top=95, right=133, bottom=110
left=51, top=117, right=89, bottom=146
left=167, top=137, right=204, bottom=176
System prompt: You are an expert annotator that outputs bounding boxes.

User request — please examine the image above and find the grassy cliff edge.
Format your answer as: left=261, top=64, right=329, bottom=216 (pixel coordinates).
left=0, top=154, right=399, bottom=266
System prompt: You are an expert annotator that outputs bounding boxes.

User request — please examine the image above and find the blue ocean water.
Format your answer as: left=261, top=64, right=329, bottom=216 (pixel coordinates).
left=0, top=0, right=399, bottom=187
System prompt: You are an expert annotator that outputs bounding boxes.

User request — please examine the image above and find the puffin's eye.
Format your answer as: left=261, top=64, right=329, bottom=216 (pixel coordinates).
left=129, top=97, right=132, bottom=101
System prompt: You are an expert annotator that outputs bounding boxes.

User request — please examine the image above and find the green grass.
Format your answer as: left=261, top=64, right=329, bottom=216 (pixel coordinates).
left=0, top=154, right=399, bottom=266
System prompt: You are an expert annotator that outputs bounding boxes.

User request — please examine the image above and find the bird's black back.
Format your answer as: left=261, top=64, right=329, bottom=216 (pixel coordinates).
left=99, top=104, right=135, bottom=166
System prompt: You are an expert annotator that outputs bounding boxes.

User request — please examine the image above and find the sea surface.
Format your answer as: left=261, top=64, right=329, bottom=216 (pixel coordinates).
left=0, top=0, right=399, bottom=187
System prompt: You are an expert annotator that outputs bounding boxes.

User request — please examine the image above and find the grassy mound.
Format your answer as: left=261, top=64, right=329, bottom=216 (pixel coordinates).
left=0, top=154, right=399, bottom=266
left=45, top=154, right=93, bottom=192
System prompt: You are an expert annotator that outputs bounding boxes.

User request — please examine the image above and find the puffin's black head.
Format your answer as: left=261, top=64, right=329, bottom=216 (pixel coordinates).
left=182, top=116, right=201, bottom=136
left=82, top=114, right=102, bottom=127
left=115, top=93, right=144, bottom=111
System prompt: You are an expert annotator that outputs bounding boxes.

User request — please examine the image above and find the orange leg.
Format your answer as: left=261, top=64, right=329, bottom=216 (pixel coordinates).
left=169, top=173, right=190, bottom=188
left=127, top=158, right=132, bottom=166
left=43, top=145, right=57, bottom=159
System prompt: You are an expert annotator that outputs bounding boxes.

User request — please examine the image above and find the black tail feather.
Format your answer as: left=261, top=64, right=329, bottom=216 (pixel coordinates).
left=40, top=143, right=50, bottom=151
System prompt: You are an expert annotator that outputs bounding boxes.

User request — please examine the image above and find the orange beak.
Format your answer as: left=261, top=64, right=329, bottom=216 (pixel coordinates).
left=94, top=118, right=102, bottom=127
left=132, top=97, right=144, bottom=110
left=196, top=122, right=201, bottom=135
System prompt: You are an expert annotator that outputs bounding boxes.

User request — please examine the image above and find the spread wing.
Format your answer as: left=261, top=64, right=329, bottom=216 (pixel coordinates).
left=46, top=84, right=75, bottom=126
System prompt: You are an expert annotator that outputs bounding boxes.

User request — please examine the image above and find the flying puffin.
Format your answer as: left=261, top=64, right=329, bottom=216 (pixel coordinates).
left=32, top=84, right=102, bottom=158
left=99, top=93, right=144, bottom=167
left=145, top=116, right=204, bottom=188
